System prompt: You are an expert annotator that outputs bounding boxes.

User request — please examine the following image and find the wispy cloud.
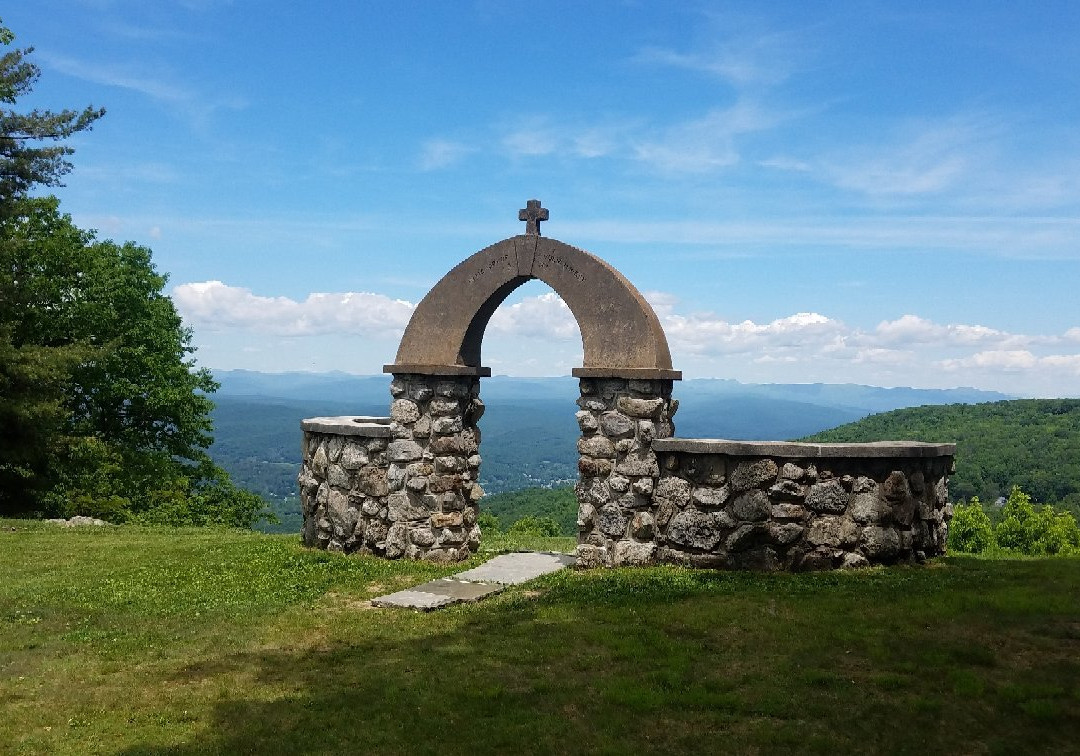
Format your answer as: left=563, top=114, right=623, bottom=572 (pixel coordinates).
left=39, top=52, right=245, bottom=125
left=417, top=139, right=473, bottom=171
left=633, top=23, right=805, bottom=88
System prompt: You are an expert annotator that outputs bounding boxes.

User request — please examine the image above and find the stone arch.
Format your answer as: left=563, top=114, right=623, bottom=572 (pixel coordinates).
left=384, top=235, right=680, bottom=380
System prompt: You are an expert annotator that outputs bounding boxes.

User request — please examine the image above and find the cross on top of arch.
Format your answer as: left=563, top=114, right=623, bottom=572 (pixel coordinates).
left=518, top=199, right=548, bottom=235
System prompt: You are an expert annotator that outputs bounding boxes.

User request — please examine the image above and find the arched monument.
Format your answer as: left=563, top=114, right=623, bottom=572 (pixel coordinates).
left=299, top=201, right=955, bottom=570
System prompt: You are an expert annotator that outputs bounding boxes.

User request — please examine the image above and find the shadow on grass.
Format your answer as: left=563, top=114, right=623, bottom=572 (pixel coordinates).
left=120, top=558, right=1080, bottom=755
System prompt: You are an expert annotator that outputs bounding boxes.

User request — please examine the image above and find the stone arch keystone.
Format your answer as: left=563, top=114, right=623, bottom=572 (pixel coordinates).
left=384, top=234, right=680, bottom=380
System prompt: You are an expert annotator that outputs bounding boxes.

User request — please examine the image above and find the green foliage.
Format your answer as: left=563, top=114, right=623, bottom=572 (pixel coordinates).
left=805, top=399, right=1080, bottom=510
left=0, top=197, right=266, bottom=524
left=482, top=486, right=577, bottom=535
left=507, top=514, right=562, bottom=537
left=0, top=23, right=266, bottom=527
left=948, top=497, right=996, bottom=554
left=476, top=511, right=500, bottom=533
left=995, top=486, right=1080, bottom=556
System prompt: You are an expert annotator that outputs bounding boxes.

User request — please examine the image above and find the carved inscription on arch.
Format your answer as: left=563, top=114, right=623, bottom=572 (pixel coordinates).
left=536, top=251, right=586, bottom=283
left=465, top=252, right=513, bottom=285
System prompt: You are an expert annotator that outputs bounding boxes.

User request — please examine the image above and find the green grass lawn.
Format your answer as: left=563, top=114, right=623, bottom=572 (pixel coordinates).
left=2, top=520, right=1078, bottom=754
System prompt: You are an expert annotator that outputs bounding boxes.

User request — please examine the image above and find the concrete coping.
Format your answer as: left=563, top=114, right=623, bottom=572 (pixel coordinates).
left=651, top=438, right=956, bottom=458
left=301, top=416, right=393, bottom=437
left=572, top=367, right=682, bottom=380
left=384, top=364, right=492, bottom=377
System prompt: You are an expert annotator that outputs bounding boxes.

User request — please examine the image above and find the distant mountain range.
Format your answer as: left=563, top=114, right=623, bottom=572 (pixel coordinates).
left=208, top=370, right=1010, bottom=502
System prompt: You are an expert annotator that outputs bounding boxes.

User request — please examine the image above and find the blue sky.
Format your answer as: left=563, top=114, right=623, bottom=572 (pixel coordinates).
left=7, top=1, right=1080, bottom=396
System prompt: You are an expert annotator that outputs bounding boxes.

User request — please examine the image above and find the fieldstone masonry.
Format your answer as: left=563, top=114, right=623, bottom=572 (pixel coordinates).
left=300, top=201, right=956, bottom=570
left=574, top=377, right=677, bottom=568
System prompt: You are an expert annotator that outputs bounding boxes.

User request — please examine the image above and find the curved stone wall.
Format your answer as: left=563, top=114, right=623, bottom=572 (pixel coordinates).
left=595, top=439, right=955, bottom=571
left=300, top=389, right=956, bottom=570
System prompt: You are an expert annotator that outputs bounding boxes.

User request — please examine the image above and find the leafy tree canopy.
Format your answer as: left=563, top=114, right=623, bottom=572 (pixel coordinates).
left=0, top=21, right=266, bottom=526
left=804, top=399, right=1080, bottom=512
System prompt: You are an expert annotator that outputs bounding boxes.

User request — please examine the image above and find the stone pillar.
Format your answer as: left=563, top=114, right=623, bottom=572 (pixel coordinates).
left=299, top=417, right=393, bottom=554
left=385, top=373, right=486, bottom=562
left=574, top=377, right=677, bottom=567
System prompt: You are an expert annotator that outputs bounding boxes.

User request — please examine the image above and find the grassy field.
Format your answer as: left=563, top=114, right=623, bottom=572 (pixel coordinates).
left=2, top=521, right=1078, bottom=754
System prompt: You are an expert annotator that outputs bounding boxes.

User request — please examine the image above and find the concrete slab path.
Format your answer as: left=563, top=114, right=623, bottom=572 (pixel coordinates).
left=371, top=551, right=576, bottom=611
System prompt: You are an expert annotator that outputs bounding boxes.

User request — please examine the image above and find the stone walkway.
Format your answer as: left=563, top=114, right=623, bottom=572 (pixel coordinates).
left=371, top=551, right=577, bottom=611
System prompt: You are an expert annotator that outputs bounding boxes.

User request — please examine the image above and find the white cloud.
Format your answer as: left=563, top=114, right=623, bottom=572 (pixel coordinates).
left=871, top=315, right=1020, bottom=347
left=172, top=282, right=1080, bottom=396
left=661, top=309, right=846, bottom=356
left=487, top=292, right=578, bottom=340
left=172, top=281, right=415, bottom=337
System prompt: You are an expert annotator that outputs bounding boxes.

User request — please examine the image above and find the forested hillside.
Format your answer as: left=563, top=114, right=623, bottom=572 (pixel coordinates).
left=805, top=400, right=1080, bottom=511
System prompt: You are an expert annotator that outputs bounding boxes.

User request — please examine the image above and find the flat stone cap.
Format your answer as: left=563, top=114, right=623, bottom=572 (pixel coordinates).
left=651, top=438, right=956, bottom=458
left=301, top=416, right=393, bottom=437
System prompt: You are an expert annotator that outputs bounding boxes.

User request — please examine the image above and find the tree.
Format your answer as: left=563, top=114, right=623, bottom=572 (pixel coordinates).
left=0, top=197, right=265, bottom=525
left=0, top=20, right=104, bottom=213
left=0, top=21, right=266, bottom=526
left=947, top=497, right=995, bottom=554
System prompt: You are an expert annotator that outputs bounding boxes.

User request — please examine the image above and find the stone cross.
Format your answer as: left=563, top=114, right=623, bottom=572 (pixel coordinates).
left=518, top=199, right=548, bottom=236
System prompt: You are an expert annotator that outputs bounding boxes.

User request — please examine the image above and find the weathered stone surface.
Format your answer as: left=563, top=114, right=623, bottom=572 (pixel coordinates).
left=841, top=552, right=870, bottom=569
left=600, top=411, right=635, bottom=437
left=654, top=477, right=691, bottom=508
left=608, top=475, right=630, bottom=493
left=432, top=416, right=462, bottom=435
left=730, top=459, right=778, bottom=492
left=631, top=477, right=654, bottom=496
left=598, top=505, right=629, bottom=538
left=390, top=399, right=421, bottom=424
left=805, top=480, right=850, bottom=513
left=771, top=503, right=808, bottom=520
left=431, top=511, right=463, bottom=528
left=614, top=540, right=657, bottom=566
left=631, top=511, right=655, bottom=540
left=428, top=435, right=463, bottom=455
left=387, top=440, right=424, bottom=463
left=577, top=456, right=613, bottom=477
left=615, top=448, right=659, bottom=477
left=861, top=526, right=902, bottom=560
left=769, top=479, right=804, bottom=501
left=807, top=515, right=857, bottom=548
left=730, top=489, right=771, bottom=522
left=356, top=465, right=389, bottom=497
left=693, top=485, right=729, bottom=508
left=766, top=522, right=804, bottom=546
left=576, top=410, right=599, bottom=433
left=311, top=445, right=328, bottom=476
left=428, top=398, right=460, bottom=416
left=388, top=492, right=429, bottom=521
left=798, top=547, right=838, bottom=571
left=578, top=435, right=616, bottom=458
left=849, top=492, right=887, bottom=524
left=616, top=396, right=665, bottom=418
left=780, top=462, right=805, bottom=480
left=576, top=544, right=608, bottom=569
left=577, top=503, right=596, bottom=529
left=385, top=523, right=407, bottom=558
left=410, top=527, right=436, bottom=547
left=726, top=524, right=765, bottom=552
left=667, top=510, right=723, bottom=551
left=435, top=456, right=465, bottom=473
left=339, top=444, right=369, bottom=470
